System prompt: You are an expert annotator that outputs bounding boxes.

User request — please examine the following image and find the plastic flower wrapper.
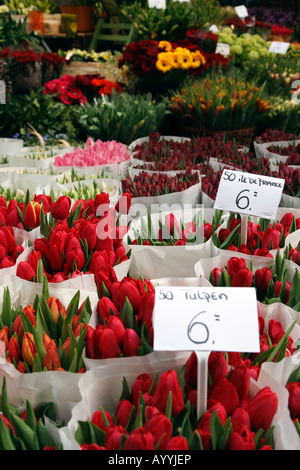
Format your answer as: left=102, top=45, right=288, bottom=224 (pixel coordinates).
left=195, top=250, right=300, bottom=312
left=124, top=208, right=227, bottom=279
left=0, top=377, right=62, bottom=450
left=61, top=352, right=289, bottom=450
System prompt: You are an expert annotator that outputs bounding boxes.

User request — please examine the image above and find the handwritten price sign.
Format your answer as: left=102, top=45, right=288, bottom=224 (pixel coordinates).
left=214, top=169, right=285, bottom=220
left=153, top=287, right=259, bottom=352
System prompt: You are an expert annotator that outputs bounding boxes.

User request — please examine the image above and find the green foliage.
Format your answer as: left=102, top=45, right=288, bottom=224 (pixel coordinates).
left=120, top=0, right=222, bottom=42
left=0, top=90, right=80, bottom=141
left=0, top=13, right=42, bottom=48
left=75, top=90, right=167, bottom=144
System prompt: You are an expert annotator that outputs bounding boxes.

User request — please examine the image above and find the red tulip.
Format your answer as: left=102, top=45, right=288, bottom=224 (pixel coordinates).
left=24, top=201, right=41, bottom=228
left=105, top=424, right=127, bottom=450
left=227, top=425, right=255, bottom=450
left=91, top=409, right=114, bottom=431
left=209, top=377, right=240, bottom=415
left=115, top=192, right=132, bottom=214
left=94, top=325, right=121, bottom=359
left=17, top=261, right=36, bottom=281
left=152, top=370, right=184, bottom=417
left=123, top=328, right=141, bottom=357
left=261, top=227, right=280, bottom=250
left=247, top=386, right=278, bottom=431
left=231, top=268, right=253, bottom=287
left=254, top=267, right=273, bottom=291
left=107, top=315, right=125, bottom=348
left=144, top=412, right=172, bottom=450
left=165, top=436, right=189, bottom=450
left=115, top=399, right=133, bottom=428
left=43, top=348, right=61, bottom=371
left=51, top=196, right=71, bottom=220
left=123, top=428, right=154, bottom=450
left=286, top=382, right=300, bottom=419
left=131, top=373, right=154, bottom=408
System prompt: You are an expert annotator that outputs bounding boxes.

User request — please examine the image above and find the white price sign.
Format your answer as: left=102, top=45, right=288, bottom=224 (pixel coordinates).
left=215, top=43, right=230, bottom=56
left=235, top=5, right=248, bottom=18
left=148, top=0, right=166, bottom=8
left=209, top=24, right=219, bottom=32
left=269, top=41, right=290, bottom=54
left=153, top=287, right=260, bottom=352
left=214, top=169, right=285, bottom=220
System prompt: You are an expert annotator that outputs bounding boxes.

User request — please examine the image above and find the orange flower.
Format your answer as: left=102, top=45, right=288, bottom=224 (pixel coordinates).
left=22, top=332, right=36, bottom=367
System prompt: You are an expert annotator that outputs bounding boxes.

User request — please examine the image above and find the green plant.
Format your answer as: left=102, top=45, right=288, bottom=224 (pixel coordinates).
left=0, top=90, right=80, bottom=141
left=0, top=13, right=41, bottom=48
left=4, top=0, right=57, bottom=13
left=120, top=0, right=194, bottom=42
left=75, top=90, right=167, bottom=144
left=168, top=72, right=270, bottom=131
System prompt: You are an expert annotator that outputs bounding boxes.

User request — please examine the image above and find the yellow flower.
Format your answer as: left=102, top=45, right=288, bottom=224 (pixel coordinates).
left=171, top=50, right=182, bottom=69
left=156, top=52, right=174, bottom=73
left=176, top=48, right=193, bottom=70
left=158, top=41, right=173, bottom=51
left=191, top=51, right=206, bottom=68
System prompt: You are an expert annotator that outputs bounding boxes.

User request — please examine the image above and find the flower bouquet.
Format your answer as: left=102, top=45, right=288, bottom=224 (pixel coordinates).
left=212, top=209, right=300, bottom=259
left=195, top=250, right=300, bottom=311
left=254, top=128, right=300, bottom=160
left=74, top=91, right=167, bottom=146
left=53, top=137, right=131, bottom=178
left=0, top=277, right=100, bottom=424
left=120, top=39, right=207, bottom=94
left=14, top=192, right=130, bottom=288
left=67, top=355, right=284, bottom=450
left=124, top=208, right=225, bottom=279
left=265, top=143, right=300, bottom=166
left=122, top=170, right=202, bottom=215
left=0, top=377, right=62, bottom=449
left=43, top=73, right=123, bottom=106
left=128, top=133, right=211, bottom=177
left=169, top=74, right=270, bottom=144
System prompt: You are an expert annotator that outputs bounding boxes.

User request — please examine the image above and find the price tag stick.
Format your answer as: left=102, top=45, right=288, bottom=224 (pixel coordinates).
left=241, top=214, right=248, bottom=246
left=196, top=350, right=210, bottom=419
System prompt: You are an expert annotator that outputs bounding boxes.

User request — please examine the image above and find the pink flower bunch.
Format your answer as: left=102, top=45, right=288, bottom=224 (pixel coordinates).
left=121, top=170, right=200, bottom=197
left=54, top=137, right=130, bottom=167
left=267, top=143, right=300, bottom=165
